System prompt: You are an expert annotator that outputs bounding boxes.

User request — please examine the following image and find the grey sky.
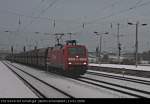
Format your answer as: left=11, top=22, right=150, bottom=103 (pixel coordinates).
left=0, top=0, right=150, bottom=53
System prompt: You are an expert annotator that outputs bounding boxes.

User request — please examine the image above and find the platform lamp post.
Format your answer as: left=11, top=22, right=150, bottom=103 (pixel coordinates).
left=94, top=31, right=109, bottom=64
left=128, top=21, right=147, bottom=67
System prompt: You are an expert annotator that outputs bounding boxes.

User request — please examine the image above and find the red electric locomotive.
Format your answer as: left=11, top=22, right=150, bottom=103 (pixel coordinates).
left=47, top=40, right=88, bottom=75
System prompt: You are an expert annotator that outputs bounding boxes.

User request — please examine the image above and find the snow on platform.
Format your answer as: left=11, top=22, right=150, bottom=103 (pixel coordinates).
left=0, top=61, right=37, bottom=98
left=89, top=63, right=150, bottom=71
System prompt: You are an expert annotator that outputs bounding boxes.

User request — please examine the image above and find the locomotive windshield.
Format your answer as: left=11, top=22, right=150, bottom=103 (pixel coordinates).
left=68, top=47, right=85, bottom=56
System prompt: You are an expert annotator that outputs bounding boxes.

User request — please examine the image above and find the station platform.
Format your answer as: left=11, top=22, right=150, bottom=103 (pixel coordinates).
left=0, top=61, right=37, bottom=98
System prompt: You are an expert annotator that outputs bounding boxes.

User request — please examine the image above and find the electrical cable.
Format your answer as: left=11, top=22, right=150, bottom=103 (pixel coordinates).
left=87, top=0, right=150, bottom=24
left=23, top=0, right=59, bottom=31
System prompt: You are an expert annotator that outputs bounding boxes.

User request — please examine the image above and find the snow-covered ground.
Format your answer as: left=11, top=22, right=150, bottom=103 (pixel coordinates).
left=8, top=61, right=136, bottom=98
left=1, top=60, right=150, bottom=98
left=84, top=70, right=150, bottom=98
left=89, top=63, right=150, bottom=71
left=0, top=61, right=37, bottom=98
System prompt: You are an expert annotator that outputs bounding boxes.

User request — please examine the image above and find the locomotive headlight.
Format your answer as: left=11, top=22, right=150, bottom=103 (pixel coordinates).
left=68, top=62, right=72, bottom=65
left=83, top=62, right=87, bottom=65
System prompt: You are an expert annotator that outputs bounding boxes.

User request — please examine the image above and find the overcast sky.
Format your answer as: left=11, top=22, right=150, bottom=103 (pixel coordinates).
left=0, top=0, right=150, bottom=53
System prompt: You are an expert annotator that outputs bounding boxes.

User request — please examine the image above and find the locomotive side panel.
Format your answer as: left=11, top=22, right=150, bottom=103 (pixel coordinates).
left=48, top=47, right=64, bottom=70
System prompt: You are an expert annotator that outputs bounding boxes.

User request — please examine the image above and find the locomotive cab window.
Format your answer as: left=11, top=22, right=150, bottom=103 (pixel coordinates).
left=68, top=47, right=85, bottom=56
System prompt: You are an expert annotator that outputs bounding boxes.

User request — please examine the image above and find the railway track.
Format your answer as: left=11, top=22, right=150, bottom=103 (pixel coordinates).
left=75, top=76, right=150, bottom=98
left=86, top=70, right=150, bottom=86
left=3, top=61, right=150, bottom=98
left=67, top=71, right=150, bottom=98
left=2, top=61, right=74, bottom=98
left=6, top=61, right=127, bottom=98
left=88, top=65, right=150, bottom=78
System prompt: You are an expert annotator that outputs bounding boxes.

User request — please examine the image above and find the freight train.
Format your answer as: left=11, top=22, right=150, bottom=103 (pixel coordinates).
left=6, top=40, right=88, bottom=76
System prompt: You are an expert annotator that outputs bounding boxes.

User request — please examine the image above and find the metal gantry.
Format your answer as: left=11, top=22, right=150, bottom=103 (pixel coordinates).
left=94, top=31, right=109, bottom=64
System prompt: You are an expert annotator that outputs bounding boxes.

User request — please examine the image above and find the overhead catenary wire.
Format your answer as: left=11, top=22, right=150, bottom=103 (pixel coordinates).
left=1, top=0, right=150, bottom=35
left=0, top=0, right=148, bottom=32
left=0, top=9, right=50, bottom=20
left=0, top=0, right=149, bottom=25
left=1, top=0, right=148, bottom=35
left=1, top=0, right=150, bottom=53
left=86, top=0, right=150, bottom=25
left=30, top=0, right=47, bottom=16
left=22, top=0, right=60, bottom=31
left=62, top=0, right=148, bottom=40
left=0, top=9, right=81, bottom=25
left=1, top=0, right=125, bottom=32
left=55, top=0, right=150, bottom=34
left=0, top=0, right=49, bottom=20
left=94, top=0, right=123, bottom=14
